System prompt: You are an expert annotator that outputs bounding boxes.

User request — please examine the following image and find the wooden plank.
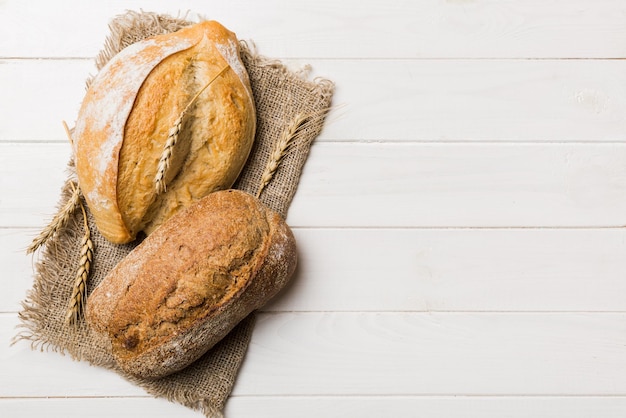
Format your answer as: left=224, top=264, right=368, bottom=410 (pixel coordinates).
left=4, top=312, right=626, bottom=396
left=3, top=315, right=147, bottom=397
left=2, top=228, right=37, bottom=313
left=0, top=59, right=93, bottom=142
left=239, top=312, right=626, bottom=396
left=289, top=143, right=626, bottom=227
left=225, top=396, right=626, bottom=418
left=325, top=59, right=626, bottom=143
left=3, top=59, right=626, bottom=143
left=7, top=227, right=626, bottom=313
left=5, top=142, right=626, bottom=228
left=0, top=143, right=71, bottom=228
left=1, top=0, right=626, bottom=59
left=3, top=396, right=626, bottom=418
left=8, top=0, right=626, bottom=415
left=0, top=398, right=199, bottom=418
left=269, top=228, right=626, bottom=312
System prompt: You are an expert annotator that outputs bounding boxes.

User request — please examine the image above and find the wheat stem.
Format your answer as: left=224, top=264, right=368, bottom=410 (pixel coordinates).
left=65, top=184, right=93, bottom=326
left=27, top=182, right=81, bottom=254
left=27, top=120, right=81, bottom=254
left=62, top=120, right=73, bottom=147
left=155, top=63, right=231, bottom=194
left=256, top=114, right=309, bottom=198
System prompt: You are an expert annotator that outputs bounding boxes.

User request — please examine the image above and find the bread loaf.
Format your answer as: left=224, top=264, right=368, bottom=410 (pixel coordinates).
left=73, top=21, right=256, bottom=244
left=85, top=190, right=297, bottom=379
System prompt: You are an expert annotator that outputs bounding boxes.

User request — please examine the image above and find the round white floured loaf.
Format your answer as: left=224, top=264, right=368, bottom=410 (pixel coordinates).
left=73, top=21, right=256, bottom=244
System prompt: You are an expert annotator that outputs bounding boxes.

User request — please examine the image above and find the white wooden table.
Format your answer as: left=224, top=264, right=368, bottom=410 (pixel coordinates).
left=3, top=1, right=626, bottom=417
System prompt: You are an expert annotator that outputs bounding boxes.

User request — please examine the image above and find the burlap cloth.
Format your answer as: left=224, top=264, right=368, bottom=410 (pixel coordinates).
left=15, top=10, right=334, bottom=418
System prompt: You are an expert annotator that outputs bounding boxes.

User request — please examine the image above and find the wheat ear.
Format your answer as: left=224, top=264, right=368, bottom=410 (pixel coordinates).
left=65, top=186, right=93, bottom=326
left=155, top=63, right=231, bottom=194
left=27, top=121, right=80, bottom=254
left=27, top=182, right=81, bottom=254
left=256, top=114, right=309, bottom=198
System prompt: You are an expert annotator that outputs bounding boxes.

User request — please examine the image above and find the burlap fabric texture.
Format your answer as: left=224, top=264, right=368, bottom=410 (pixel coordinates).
left=15, top=10, right=334, bottom=418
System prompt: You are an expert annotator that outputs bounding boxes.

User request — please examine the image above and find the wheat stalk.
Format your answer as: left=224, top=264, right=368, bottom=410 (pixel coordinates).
left=27, top=121, right=80, bottom=254
left=62, top=120, right=74, bottom=147
left=65, top=186, right=94, bottom=326
left=256, top=113, right=309, bottom=198
left=155, top=63, right=231, bottom=194
left=27, top=182, right=81, bottom=254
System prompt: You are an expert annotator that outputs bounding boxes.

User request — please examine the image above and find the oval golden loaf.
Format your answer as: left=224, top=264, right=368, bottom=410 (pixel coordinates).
left=86, top=190, right=297, bottom=379
left=73, top=21, right=256, bottom=244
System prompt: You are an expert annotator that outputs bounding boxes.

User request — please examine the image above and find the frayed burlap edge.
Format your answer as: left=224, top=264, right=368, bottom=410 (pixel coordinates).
left=15, top=10, right=334, bottom=418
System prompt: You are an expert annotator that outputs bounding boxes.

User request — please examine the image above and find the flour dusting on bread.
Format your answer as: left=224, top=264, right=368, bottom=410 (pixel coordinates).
left=73, top=21, right=256, bottom=244
left=86, top=190, right=297, bottom=379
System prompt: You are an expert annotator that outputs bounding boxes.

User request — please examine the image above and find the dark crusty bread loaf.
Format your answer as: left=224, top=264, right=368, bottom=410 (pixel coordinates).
left=85, top=190, right=296, bottom=379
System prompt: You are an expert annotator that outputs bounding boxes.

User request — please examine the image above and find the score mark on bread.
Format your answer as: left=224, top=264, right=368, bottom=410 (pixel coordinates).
left=73, top=21, right=256, bottom=244
left=86, top=190, right=297, bottom=379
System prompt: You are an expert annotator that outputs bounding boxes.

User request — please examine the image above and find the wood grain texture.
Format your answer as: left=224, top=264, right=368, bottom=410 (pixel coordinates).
left=7, top=227, right=626, bottom=313
left=227, top=396, right=626, bottom=418
left=2, top=228, right=37, bottom=313
left=328, top=59, right=626, bottom=142
left=0, top=59, right=93, bottom=142
left=0, top=143, right=71, bottom=228
left=3, top=0, right=626, bottom=416
left=3, top=59, right=626, bottom=143
left=1, top=0, right=626, bottom=58
left=5, top=313, right=626, bottom=396
left=236, top=312, right=626, bottom=396
left=3, top=396, right=626, bottom=418
left=290, top=143, right=626, bottom=227
left=5, top=143, right=626, bottom=229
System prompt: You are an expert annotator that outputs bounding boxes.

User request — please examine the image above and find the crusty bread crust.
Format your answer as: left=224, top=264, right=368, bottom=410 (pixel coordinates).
left=85, top=190, right=297, bottom=379
left=74, top=21, right=256, bottom=244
